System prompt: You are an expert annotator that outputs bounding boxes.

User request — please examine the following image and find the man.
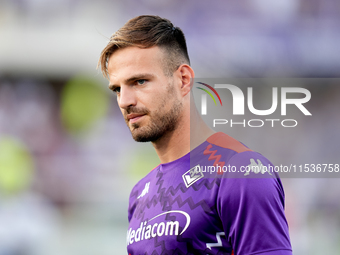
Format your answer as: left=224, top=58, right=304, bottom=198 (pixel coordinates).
left=98, top=15, right=292, bottom=255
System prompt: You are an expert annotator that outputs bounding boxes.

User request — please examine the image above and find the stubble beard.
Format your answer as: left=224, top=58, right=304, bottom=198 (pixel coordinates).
left=124, top=83, right=183, bottom=142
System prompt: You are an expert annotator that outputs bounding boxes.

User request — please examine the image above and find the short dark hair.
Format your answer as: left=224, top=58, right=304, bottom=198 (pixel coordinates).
left=98, top=15, right=190, bottom=78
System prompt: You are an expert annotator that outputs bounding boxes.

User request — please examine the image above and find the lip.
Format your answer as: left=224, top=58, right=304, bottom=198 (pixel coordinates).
left=127, top=113, right=146, bottom=124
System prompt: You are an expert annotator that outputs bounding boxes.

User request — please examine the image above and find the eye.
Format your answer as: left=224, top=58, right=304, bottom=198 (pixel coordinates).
left=136, top=79, right=146, bottom=85
left=112, top=87, right=120, bottom=94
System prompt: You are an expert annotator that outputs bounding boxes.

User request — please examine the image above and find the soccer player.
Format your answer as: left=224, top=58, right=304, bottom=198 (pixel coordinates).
left=98, top=15, right=292, bottom=255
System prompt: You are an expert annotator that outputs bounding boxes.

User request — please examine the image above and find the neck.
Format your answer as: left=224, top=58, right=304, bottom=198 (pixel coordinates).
left=152, top=107, right=215, bottom=164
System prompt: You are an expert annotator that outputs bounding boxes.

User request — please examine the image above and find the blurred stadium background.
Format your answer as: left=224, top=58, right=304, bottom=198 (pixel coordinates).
left=1, top=0, right=340, bottom=254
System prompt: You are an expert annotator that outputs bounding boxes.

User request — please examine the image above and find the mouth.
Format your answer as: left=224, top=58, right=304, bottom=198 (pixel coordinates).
left=127, top=113, right=146, bottom=124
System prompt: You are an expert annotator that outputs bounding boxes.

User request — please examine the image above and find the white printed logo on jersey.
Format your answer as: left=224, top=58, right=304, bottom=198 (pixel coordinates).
left=182, top=164, right=204, bottom=188
left=126, top=210, right=191, bottom=246
left=206, top=232, right=225, bottom=250
left=137, top=182, right=150, bottom=199
left=244, top=158, right=272, bottom=176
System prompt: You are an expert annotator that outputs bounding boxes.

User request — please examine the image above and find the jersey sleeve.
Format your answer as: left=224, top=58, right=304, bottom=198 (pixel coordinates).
left=217, top=151, right=292, bottom=255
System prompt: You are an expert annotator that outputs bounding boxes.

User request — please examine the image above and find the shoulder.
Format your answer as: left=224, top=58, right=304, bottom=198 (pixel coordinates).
left=201, top=132, right=284, bottom=198
left=206, top=132, right=252, bottom=154
left=213, top=142, right=286, bottom=212
left=202, top=132, right=275, bottom=175
left=203, top=132, right=254, bottom=165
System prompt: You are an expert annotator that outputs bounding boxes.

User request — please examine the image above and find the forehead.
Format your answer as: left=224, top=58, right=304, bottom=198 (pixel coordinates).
left=107, top=46, right=166, bottom=84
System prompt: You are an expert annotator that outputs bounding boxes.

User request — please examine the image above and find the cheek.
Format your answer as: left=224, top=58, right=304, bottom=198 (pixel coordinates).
left=154, top=97, right=173, bottom=115
left=119, top=105, right=125, bottom=116
left=140, top=82, right=174, bottom=110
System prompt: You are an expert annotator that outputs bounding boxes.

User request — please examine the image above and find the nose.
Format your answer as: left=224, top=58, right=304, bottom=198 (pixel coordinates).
left=117, top=86, right=137, bottom=110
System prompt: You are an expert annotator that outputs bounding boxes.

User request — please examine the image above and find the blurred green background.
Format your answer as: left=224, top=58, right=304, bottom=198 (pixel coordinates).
left=1, top=0, right=340, bottom=254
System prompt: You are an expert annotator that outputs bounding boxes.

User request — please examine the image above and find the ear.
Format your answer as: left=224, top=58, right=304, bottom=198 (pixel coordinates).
left=176, top=64, right=195, bottom=97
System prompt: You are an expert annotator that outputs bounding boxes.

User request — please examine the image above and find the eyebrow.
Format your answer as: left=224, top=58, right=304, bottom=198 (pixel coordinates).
left=108, top=73, right=156, bottom=90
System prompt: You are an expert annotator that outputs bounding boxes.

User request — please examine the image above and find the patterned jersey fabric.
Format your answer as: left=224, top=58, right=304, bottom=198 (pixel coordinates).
left=127, top=132, right=292, bottom=255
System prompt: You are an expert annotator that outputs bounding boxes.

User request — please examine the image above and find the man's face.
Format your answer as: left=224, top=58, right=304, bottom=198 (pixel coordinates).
left=107, top=46, right=183, bottom=142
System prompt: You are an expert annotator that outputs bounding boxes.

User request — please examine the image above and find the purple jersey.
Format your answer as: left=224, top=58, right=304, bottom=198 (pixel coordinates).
left=127, top=132, right=292, bottom=254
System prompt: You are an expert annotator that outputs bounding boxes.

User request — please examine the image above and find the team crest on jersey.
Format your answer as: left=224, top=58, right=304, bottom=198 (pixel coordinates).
left=182, top=164, right=204, bottom=188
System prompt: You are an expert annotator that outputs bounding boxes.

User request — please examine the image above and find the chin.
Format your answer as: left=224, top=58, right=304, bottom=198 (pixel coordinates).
left=131, top=133, right=153, bottom=143
left=131, top=127, right=163, bottom=143
left=130, top=127, right=149, bottom=142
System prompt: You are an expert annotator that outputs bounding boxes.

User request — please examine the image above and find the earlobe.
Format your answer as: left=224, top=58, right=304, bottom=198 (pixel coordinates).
left=178, top=64, right=195, bottom=96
